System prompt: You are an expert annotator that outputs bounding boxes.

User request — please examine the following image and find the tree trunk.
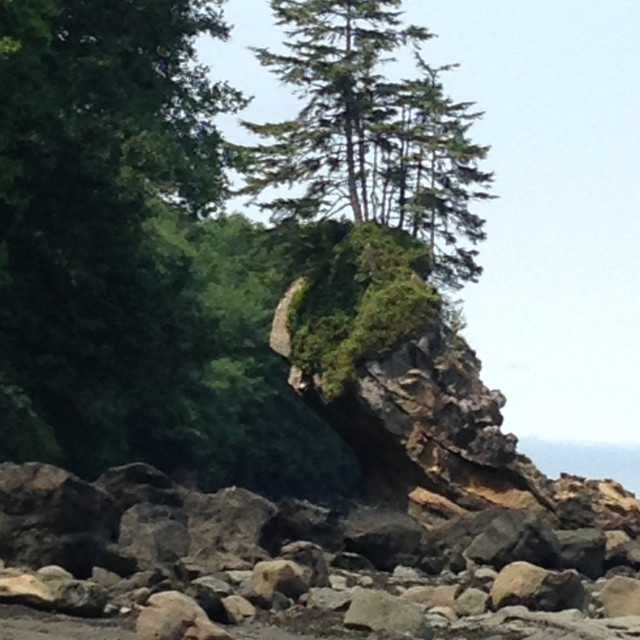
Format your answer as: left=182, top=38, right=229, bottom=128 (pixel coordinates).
left=344, top=7, right=363, bottom=224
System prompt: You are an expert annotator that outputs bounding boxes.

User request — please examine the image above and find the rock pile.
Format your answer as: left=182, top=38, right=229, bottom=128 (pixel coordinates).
left=1, top=461, right=640, bottom=639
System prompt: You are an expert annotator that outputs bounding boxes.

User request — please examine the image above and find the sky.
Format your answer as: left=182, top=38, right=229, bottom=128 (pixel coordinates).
left=198, top=2, right=640, bottom=453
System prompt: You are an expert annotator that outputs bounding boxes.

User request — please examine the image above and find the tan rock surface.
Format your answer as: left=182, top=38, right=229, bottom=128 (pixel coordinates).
left=136, top=591, right=231, bottom=640
left=401, top=584, right=459, bottom=609
left=222, top=594, right=255, bottom=624
left=600, top=576, right=640, bottom=617
left=0, top=574, right=53, bottom=606
left=490, top=561, right=548, bottom=609
left=251, top=560, right=308, bottom=601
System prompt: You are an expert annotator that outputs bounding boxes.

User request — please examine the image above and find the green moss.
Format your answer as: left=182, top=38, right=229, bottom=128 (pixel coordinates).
left=289, top=222, right=441, bottom=400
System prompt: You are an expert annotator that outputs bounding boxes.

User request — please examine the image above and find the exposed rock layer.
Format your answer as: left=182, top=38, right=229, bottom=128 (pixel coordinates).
left=271, top=281, right=640, bottom=534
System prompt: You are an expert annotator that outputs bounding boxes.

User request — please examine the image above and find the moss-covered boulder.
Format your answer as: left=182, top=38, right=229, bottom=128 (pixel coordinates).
left=270, top=223, right=553, bottom=524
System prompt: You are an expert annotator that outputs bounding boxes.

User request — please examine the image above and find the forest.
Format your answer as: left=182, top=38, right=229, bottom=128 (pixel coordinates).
left=0, top=0, right=493, bottom=501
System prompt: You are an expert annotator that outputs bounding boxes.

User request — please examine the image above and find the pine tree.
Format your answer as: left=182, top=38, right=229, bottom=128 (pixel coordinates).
left=242, top=0, right=494, bottom=289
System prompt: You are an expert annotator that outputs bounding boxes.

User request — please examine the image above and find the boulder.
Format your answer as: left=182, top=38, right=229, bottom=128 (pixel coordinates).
left=401, top=585, right=459, bottom=609
left=0, top=462, right=118, bottom=578
left=91, top=566, right=123, bottom=589
left=330, top=552, right=374, bottom=572
left=392, top=565, right=422, bottom=583
left=307, top=587, right=353, bottom=612
left=0, top=573, right=54, bottom=608
left=600, top=576, right=640, bottom=617
left=490, top=561, right=585, bottom=612
left=551, top=475, right=640, bottom=533
left=463, top=510, right=562, bottom=571
left=344, top=588, right=431, bottom=638
left=555, top=528, right=605, bottom=579
left=95, top=462, right=182, bottom=513
left=251, top=560, right=309, bottom=601
left=455, top=588, right=489, bottom=616
left=51, top=579, right=109, bottom=618
left=345, top=506, right=439, bottom=571
left=37, top=565, right=73, bottom=581
left=605, top=537, right=640, bottom=572
left=182, top=487, right=278, bottom=564
left=274, top=498, right=345, bottom=551
left=0, top=570, right=109, bottom=617
left=189, top=576, right=232, bottom=598
left=136, top=591, right=231, bottom=640
left=183, top=579, right=227, bottom=623
left=118, top=502, right=190, bottom=569
left=221, top=594, right=256, bottom=624
left=280, top=540, right=329, bottom=587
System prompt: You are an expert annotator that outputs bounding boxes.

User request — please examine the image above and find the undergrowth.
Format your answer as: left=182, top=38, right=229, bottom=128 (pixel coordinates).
left=288, top=222, right=442, bottom=400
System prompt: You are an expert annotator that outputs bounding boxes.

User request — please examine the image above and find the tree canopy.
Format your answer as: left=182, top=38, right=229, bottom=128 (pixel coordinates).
left=0, top=0, right=497, bottom=501
left=242, top=0, right=495, bottom=289
left=0, top=0, right=360, bottom=500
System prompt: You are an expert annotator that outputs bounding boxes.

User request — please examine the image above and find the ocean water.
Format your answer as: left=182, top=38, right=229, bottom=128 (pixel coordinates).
left=518, top=436, right=640, bottom=496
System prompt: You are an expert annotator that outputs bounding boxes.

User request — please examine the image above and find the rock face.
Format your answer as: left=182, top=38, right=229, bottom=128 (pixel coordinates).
left=0, top=463, right=119, bottom=578
left=182, top=486, right=279, bottom=565
left=270, top=283, right=550, bottom=519
left=118, top=502, right=190, bottom=570
left=270, top=282, right=640, bottom=534
left=344, top=506, right=441, bottom=572
left=461, top=510, right=562, bottom=570
left=95, top=462, right=182, bottom=514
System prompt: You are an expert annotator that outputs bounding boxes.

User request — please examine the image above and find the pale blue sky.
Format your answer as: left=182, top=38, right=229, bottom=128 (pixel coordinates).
left=199, top=2, right=640, bottom=446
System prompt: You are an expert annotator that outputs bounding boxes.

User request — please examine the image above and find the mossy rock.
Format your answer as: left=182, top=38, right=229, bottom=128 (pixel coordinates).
left=288, top=222, right=441, bottom=400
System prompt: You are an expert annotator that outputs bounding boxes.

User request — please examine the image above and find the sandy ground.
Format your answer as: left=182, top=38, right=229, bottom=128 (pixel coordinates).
left=0, top=604, right=135, bottom=640
left=0, top=604, right=348, bottom=640
left=0, top=603, right=515, bottom=640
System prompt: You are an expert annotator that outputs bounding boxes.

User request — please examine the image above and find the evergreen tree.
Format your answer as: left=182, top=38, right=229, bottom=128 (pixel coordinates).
left=0, top=0, right=244, bottom=474
left=242, top=0, right=493, bottom=289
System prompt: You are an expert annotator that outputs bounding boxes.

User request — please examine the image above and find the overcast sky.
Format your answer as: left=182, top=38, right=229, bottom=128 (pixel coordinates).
left=199, top=1, right=640, bottom=447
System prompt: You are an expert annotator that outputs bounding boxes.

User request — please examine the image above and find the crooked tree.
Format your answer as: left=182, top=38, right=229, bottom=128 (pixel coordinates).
left=242, top=0, right=494, bottom=289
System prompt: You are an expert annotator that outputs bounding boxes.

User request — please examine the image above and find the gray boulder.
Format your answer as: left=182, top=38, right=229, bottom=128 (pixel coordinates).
left=182, top=486, right=278, bottom=563
left=344, top=588, right=432, bottom=638
left=0, top=463, right=119, bottom=578
left=118, top=503, right=190, bottom=570
left=95, top=462, right=182, bottom=513
left=463, top=510, right=562, bottom=571
left=556, top=528, right=605, bottom=579
left=345, top=506, right=441, bottom=571
left=281, top=540, right=329, bottom=587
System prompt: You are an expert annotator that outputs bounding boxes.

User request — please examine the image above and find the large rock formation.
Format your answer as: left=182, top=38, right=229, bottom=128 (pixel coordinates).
left=271, top=281, right=640, bottom=533
left=0, top=463, right=121, bottom=578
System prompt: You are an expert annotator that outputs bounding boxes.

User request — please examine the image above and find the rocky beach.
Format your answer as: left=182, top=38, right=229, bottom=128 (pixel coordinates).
left=2, top=306, right=640, bottom=640
left=3, top=235, right=637, bottom=640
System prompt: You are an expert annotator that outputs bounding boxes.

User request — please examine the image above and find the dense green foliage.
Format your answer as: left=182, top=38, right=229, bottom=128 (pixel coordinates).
left=243, top=0, right=494, bottom=289
left=288, top=223, right=441, bottom=399
left=0, top=0, right=359, bottom=500
left=0, top=0, right=494, bottom=500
